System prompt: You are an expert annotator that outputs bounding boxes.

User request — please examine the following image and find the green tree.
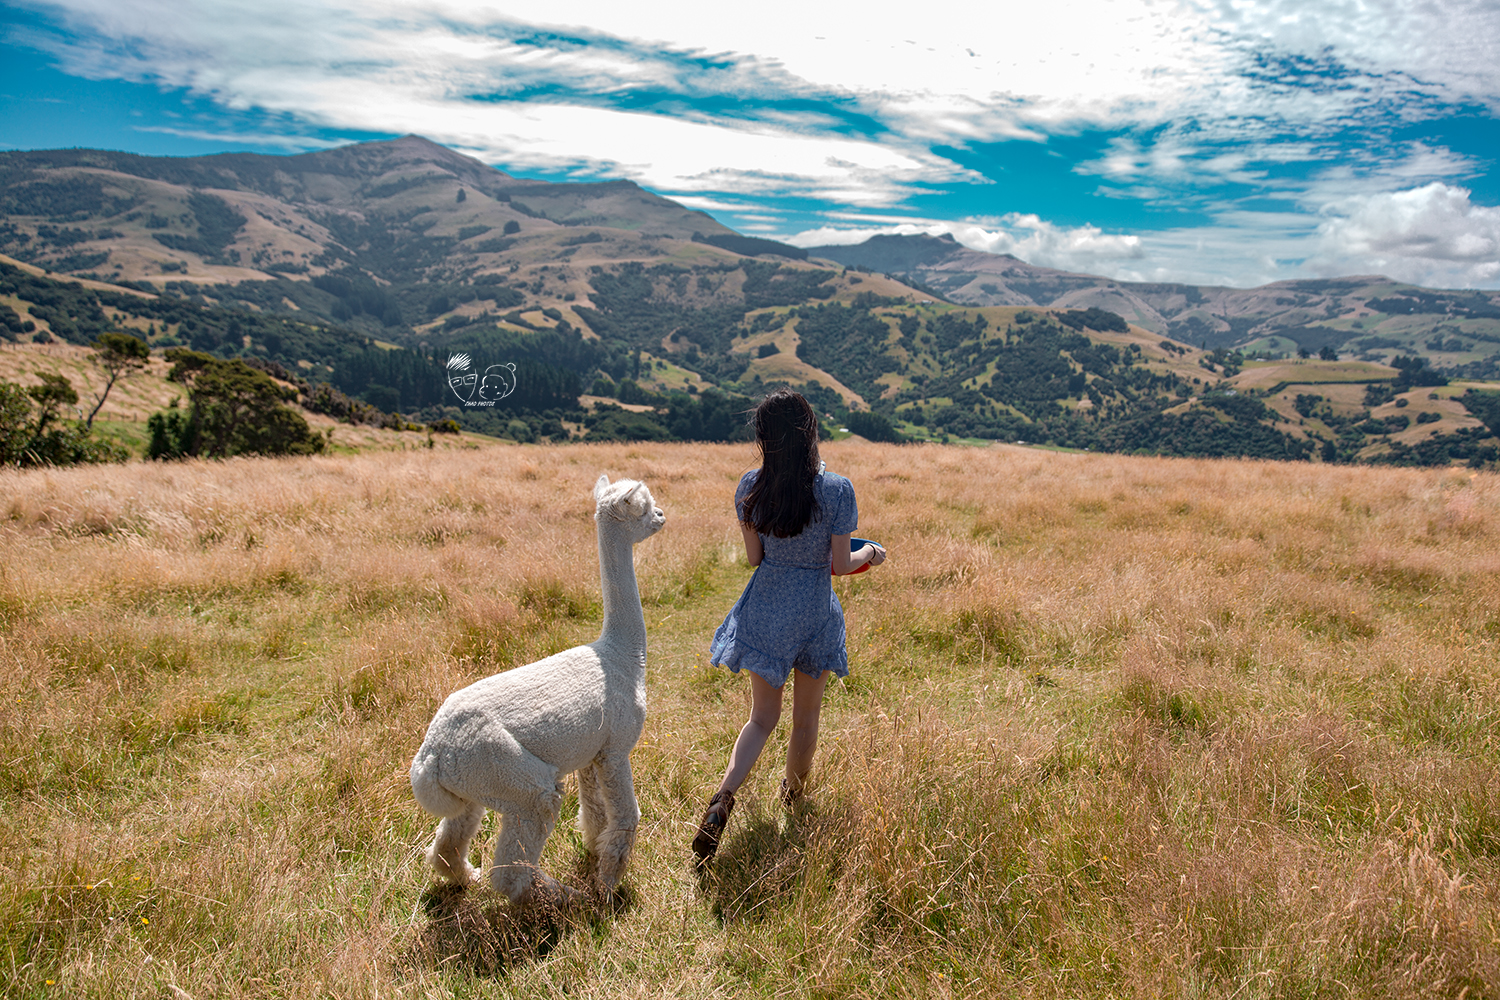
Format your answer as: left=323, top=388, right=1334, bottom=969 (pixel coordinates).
left=152, top=349, right=325, bottom=459
left=27, top=373, right=77, bottom=437
left=86, top=331, right=150, bottom=428
left=0, top=382, right=32, bottom=464
left=146, top=400, right=195, bottom=460
left=845, top=409, right=905, bottom=443
left=1460, top=389, right=1500, bottom=438
left=0, top=374, right=129, bottom=467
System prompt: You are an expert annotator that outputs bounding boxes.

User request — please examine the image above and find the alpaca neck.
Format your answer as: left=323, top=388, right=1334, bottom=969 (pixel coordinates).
left=597, top=526, right=645, bottom=655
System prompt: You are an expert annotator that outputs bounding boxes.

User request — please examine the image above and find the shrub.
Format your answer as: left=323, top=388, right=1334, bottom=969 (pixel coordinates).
left=149, top=350, right=325, bottom=459
left=0, top=375, right=130, bottom=467
left=845, top=410, right=905, bottom=443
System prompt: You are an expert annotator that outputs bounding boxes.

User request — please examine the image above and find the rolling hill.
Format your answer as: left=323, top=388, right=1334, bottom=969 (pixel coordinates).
left=807, top=234, right=1500, bottom=381
left=2, top=137, right=1498, bottom=467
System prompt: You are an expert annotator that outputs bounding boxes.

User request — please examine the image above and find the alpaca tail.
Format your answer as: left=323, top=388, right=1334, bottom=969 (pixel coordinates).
left=410, top=744, right=470, bottom=818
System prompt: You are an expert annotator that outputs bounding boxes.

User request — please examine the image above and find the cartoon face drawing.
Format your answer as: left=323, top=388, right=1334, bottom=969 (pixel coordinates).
left=446, top=353, right=477, bottom=403
left=478, top=363, right=517, bottom=402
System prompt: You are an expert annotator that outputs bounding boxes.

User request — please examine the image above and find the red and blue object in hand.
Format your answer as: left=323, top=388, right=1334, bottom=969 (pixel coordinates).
left=835, top=537, right=878, bottom=576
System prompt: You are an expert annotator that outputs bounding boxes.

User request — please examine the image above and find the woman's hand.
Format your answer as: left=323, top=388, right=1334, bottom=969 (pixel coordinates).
left=832, top=535, right=886, bottom=574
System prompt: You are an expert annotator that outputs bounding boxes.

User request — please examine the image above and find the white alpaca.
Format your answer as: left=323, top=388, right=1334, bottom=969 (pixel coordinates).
left=410, top=475, right=665, bottom=902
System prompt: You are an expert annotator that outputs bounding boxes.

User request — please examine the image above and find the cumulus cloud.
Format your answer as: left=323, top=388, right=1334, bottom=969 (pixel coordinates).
left=956, top=216, right=1146, bottom=270
left=787, top=209, right=1346, bottom=289
left=786, top=214, right=1145, bottom=275
left=1311, top=183, right=1500, bottom=286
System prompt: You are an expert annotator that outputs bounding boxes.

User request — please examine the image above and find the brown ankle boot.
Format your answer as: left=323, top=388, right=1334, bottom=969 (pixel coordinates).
left=691, top=790, right=735, bottom=861
left=778, top=777, right=804, bottom=809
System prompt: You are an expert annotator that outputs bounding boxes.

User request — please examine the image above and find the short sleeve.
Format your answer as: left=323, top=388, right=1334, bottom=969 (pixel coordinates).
left=829, top=476, right=858, bottom=536
left=734, top=470, right=757, bottom=523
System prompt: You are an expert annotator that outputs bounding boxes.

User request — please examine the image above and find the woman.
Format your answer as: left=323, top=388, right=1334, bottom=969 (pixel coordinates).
left=692, top=388, right=886, bottom=861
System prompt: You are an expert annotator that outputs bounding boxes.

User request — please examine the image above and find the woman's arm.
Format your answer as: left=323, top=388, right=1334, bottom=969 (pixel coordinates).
left=832, top=534, right=886, bottom=575
left=740, top=521, right=764, bottom=567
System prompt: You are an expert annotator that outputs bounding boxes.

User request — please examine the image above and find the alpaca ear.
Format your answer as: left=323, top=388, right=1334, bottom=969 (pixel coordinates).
left=627, top=482, right=650, bottom=514
left=594, top=474, right=610, bottom=501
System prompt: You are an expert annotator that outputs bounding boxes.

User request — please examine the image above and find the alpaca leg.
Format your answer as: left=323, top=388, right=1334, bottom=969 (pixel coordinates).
left=576, top=762, right=607, bottom=854
left=591, top=751, right=640, bottom=893
left=486, top=782, right=574, bottom=903
left=432, top=724, right=574, bottom=902
left=425, top=800, right=484, bottom=884
left=438, top=723, right=565, bottom=822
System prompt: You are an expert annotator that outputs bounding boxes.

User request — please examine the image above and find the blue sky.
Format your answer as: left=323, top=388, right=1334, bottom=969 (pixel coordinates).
left=4, top=0, right=1500, bottom=289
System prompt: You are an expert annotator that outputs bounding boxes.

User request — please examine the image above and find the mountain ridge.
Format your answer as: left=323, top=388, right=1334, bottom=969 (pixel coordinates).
left=0, top=135, right=735, bottom=288
left=808, top=233, right=1500, bottom=378
left=3, top=135, right=1496, bottom=382
left=2, top=136, right=1498, bottom=467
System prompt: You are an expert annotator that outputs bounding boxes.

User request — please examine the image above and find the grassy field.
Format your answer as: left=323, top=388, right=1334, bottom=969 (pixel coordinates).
left=0, top=342, right=493, bottom=458
left=2, top=442, right=1498, bottom=999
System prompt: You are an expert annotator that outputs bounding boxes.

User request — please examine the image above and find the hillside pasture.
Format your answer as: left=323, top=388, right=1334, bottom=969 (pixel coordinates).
left=0, top=342, right=490, bottom=456
left=1, top=442, right=1498, bottom=998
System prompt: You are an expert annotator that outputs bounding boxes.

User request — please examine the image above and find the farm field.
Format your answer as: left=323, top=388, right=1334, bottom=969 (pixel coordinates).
left=2, top=441, right=1498, bottom=998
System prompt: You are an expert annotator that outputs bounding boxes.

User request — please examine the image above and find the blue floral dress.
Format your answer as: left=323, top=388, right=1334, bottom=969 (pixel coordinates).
left=709, top=469, right=858, bottom=688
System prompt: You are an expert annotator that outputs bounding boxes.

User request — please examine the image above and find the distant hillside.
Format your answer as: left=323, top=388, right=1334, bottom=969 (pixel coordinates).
left=808, top=234, right=1500, bottom=381
left=0, top=135, right=734, bottom=289
left=6, top=254, right=1498, bottom=466
left=2, top=138, right=1498, bottom=466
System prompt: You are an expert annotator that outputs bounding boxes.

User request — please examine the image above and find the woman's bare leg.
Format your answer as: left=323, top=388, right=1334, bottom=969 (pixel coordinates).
left=716, top=671, right=783, bottom=796
left=784, top=668, right=829, bottom=796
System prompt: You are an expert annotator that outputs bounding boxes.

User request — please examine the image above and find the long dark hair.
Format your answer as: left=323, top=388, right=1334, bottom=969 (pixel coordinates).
left=741, top=388, right=821, bottom=538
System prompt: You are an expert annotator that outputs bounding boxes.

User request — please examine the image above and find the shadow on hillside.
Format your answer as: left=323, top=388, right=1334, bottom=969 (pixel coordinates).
left=695, top=800, right=850, bottom=923
left=405, top=865, right=632, bottom=978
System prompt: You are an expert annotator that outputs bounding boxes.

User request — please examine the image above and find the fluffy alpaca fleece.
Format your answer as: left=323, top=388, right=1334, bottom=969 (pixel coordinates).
left=410, top=475, right=664, bottom=903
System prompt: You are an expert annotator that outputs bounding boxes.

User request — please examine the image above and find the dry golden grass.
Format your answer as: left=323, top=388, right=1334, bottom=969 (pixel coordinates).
left=0, top=342, right=182, bottom=424
left=2, top=442, right=1498, bottom=998
left=0, top=342, right=488, bottom=456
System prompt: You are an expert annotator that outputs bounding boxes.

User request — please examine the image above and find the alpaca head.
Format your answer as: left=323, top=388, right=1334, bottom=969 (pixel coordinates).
left=594, top=475, right=665, bottom=543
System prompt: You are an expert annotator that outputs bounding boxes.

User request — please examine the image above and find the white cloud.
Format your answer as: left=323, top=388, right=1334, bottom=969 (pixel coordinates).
left=23, top=0, right=1492, bottom=188
left=14, top=0, right=974, bottom=205
left=957, top=216, right=1146, bottom=270
left=1197, top=0, right=1500, bottom=113
left=791, top=195, right=1500, bottom=291
left=788, top=209, right=1343, bottom=288
left=786, top=213, right=1145, bottom=275
left=462, top=0, right=1500, bottom=135
left=1311, top=183, right=1500, bottom=287
left=11, top=0, right=1500, bottom=287
left=660, top=195, right=758, bottom=213
left=132, top=125, right=341, bottom=149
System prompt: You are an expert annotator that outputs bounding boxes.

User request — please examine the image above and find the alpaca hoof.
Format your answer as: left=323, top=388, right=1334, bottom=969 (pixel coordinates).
left=425, top=848, right=479, bottom=887
left=523, top=875, right=586, bottom=912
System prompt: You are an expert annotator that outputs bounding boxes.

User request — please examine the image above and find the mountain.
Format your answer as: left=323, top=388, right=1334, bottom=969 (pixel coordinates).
left=2, top=137, right=1498, bottom=467
left=0, top=135, right=735, bottom=287
left=807, top=234, right=1500, bottom=381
